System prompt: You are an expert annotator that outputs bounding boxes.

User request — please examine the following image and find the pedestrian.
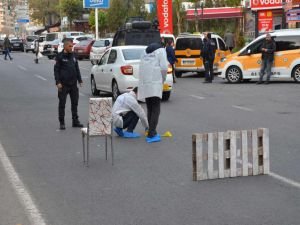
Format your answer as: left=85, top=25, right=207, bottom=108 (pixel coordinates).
left=138, top=42, right=168, bottom=143
left=256, top=33, right=276, bottom=85
left=54, top=40, right=83, bottom=130
left=166, top=39, right=178, bottom=83
left=161, top=37, right=166, bottom=48
left=224, top=30, right=235, bottom=52
left=3, top=34, right=12, bottom=61
left=112, top=87, right=148, bottom=138
left=201, top=32, right=216, bottom=83
left=34, top=39, right=40, bottom=63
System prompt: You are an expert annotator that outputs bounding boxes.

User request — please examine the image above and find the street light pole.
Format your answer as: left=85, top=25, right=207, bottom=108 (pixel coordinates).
left=200, top=1, right=204, bottom=33
left=194, top=3, right=198, bottom=32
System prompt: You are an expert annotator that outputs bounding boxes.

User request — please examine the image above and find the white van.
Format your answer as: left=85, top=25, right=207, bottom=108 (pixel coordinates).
left=161, top=33, right=175, bottom=45
left=218, top=29, right=300, bottom=83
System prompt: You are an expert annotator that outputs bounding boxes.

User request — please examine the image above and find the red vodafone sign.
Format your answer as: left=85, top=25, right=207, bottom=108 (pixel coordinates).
left=157, top=0, right=173, bottom=34
left=251, top=0, right=292, bottom=10
left=258, top=10, right=273, bottom=32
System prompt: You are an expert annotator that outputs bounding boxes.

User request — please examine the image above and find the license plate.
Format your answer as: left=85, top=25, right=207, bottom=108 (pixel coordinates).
left=13, top=44, right=19, bottom=46
left=182, top=59, right=195, bottom=65
left=78, top=50, right=83, bottom=53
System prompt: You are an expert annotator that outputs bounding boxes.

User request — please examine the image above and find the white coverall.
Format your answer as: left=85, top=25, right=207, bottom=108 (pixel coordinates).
left=112, top=91, right=148, bottom=129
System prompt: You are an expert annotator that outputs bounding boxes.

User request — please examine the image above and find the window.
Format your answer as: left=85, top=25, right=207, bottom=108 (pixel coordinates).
left=211, top=38, right=218, bottom=50
left=99, top=51, right=109, bottom=65
left=274, top=36, right=300, bottom=52
left=240, top=39, right=264, bottom=55
left=122, top=48, right=145, bottom=60
left=217, top=38, right=226, bottom=51
left=107, top=50, right=117, bottom=64
left=175, top=38, right=203, bottom=50
left=93, top=40, right=105, bottom=47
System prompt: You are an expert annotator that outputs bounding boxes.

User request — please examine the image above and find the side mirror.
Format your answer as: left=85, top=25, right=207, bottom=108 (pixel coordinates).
left=105, top=40, right=110, bottom=47
left=247, top=49, right=251, bottom=55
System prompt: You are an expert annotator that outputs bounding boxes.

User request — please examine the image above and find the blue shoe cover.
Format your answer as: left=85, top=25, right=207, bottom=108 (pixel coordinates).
left=146, top=134, right=161, bottom=143
left=123, top=131, right=141, bottom=138
left=114, top=127, right=124, bottom=137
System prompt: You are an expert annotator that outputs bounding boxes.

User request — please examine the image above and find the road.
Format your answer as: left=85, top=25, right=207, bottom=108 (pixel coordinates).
left=0, top=52, right=299, bottom=225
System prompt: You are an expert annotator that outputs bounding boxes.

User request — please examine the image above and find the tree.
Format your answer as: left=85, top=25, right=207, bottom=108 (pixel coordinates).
left=60, top=0, right=83, bottom=29
left=28, top=0, right=59, bottom=26
left=173, top=0, right=186, bottom=35
left=89, top=10, right=108, bottom=37
left=107, top=0, right=127, bottom=32
left=127, top=0, right=148, bottom=19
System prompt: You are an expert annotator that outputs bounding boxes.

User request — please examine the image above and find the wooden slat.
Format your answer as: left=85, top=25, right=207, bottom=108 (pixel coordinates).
left=252, top=129, right=259, bottom=175
left=242, top=130, right=249, bottom=176
left=218, top=132, right=224, bottom=178
left=196, top=134, right=205, bottom=180
left=230, top=131, right=237, bottom=177
left=262, top=128, right=270, bottom=174
left=208, top=133, right=214, bottom=179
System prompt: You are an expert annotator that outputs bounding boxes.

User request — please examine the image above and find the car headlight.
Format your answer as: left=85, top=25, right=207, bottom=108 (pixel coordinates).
left=220, top=57, right=227, bottom=62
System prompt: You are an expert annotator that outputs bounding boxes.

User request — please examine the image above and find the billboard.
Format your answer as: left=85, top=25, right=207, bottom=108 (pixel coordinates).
left=251, top=0, right=292, bottom=10
left=83, top=0, right=109, bottom=8
left=258, top=10, right=273, bottom=32
left=157, top=0, right=173, bottom=34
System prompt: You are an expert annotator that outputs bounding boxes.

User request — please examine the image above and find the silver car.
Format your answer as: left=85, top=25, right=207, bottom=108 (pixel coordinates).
left=90, top=38, right=112, bottom=65
left=24, top=35, right=39, bottom=53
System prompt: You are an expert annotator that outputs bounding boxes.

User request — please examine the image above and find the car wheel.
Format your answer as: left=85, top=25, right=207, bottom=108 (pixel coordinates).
left=162, top=91, right=171, bottom=101
left=226, top=66, right=242, bottom=83
left=91, top=76, right=100, bottom=96
left=292, top=65, right=300, bottom=83
left=175, top=71, right=182, bottom=78
left=112, top=81, right=120, bottom=101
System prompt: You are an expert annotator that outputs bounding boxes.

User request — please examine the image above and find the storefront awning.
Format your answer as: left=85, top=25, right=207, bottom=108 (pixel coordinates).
left=186, top=7, right=243, bottom=20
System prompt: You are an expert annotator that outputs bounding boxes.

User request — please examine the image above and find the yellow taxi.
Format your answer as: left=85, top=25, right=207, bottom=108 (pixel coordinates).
left=219, top=29, right=300, bottom=83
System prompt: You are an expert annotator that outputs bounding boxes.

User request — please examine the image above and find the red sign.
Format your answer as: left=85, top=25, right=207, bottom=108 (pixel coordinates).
left=251, top=0, right=292, bottom=10
left=157, top=0, right=173, bottom=34
left=258, top=10, right=273, bottom=32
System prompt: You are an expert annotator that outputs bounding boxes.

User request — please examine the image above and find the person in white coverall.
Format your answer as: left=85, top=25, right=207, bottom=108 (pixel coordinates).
left=112, top=87, right=148, bottom=138
left=138, top=43, right=168, bottom=143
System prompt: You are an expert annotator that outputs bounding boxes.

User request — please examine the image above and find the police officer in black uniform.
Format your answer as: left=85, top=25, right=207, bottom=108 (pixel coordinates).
left=201, top=32, right=216, bottom=83
left=54, top=40, right=83, bottom=130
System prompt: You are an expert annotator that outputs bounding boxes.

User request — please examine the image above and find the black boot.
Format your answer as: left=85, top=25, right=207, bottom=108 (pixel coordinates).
left=72, top=120, right=83, bottom=128
left=60, top=124, right=66, bottom=130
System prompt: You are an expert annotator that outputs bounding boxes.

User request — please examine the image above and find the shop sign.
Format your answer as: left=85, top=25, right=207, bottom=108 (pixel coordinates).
left=251, top=0, right=292, bottom=10
left=157, top=0, right=173, bottom=34
left=258, top=10, right=273, bottom=32
left=286, top=9, right=300, bottom=21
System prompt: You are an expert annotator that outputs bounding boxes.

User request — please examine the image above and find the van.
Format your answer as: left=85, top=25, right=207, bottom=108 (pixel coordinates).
left=174, top=33, right=230, bottom=78
left=161, top=33, right=175, bottom=45
left=218, top=29, right=300, bottom=83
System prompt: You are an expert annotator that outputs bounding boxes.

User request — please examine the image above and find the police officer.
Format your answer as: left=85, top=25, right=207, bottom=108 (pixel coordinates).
left=54, top=40, right=83, bottom=130
left=201, top=32, right=216, bottom=83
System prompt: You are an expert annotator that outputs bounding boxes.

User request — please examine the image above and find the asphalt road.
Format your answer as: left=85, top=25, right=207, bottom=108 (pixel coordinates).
left=0, top=52, right=299, bottom=225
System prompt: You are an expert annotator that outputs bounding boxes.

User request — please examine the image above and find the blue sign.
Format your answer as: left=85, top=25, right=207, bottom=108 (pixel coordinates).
left=17, top=19, right=29, bottom=23
left=83, top=0, right=109, bottom=8
left=286, top=9, right=300, bottom=22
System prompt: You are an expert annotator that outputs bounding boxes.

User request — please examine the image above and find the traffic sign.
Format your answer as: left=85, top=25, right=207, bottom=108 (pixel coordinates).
left=83, top=0, right=110, bottom=8
left=17, top=19, right=30, bottom=23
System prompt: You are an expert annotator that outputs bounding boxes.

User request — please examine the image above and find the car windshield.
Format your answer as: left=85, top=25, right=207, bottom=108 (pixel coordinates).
left=93, top=40, right=106, bottom=47
left=122, top=48, right=145, bottom=60
left=46, top=33, right=57, bottom=41
left=78, top=40, right=90, bottom=46
left=11, top=39, right=21, bottom=42
left=26, top=36, right=38, bottom=42
left=176, top=38, right=203, bottom=50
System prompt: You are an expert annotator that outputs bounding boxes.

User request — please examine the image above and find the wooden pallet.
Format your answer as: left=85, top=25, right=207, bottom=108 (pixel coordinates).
left=192, top=128, right=270, bottom=181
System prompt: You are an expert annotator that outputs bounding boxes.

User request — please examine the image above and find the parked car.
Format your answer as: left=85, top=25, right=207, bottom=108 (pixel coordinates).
left=69, top=36, right=91, bottom=47
left=73, top=39, right=95, bottom=60
left=24, top=35, right=39, bottom=53
left=10, top=38, right=24, bottom=51
left=42, top=39, right=60, bottom=59
left=90, top=38, right=113, bottom=65
left=90, top=45, right=173, bottom=101
left=0, top=39, right=4, bottom=54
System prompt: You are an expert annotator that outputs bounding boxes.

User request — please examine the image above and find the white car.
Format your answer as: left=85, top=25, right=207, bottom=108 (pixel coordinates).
left=90, top=38, right=113, bottom=65
left=90, top=45, right=173, bottom=101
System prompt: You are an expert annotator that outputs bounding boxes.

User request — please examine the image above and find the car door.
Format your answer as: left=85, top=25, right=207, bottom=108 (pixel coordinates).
left=94, top=50, right=109, bottom=90
left=102, top=49, right=118, bottom=90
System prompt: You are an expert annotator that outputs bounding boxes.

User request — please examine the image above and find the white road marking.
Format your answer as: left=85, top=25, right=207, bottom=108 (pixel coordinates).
left=232, top=105, right=253, bottom=112
left=0, top=141, right=47, bottom=225
left=269, top=172, right=300, bottom=189
left=34, top=74, right=47, bottom=81
left=81, top=76, right=89, bottom=79
left=189, top=95, right=205, bottom=100
left=18, top=65, right=27, bottom=71
left=79, top=92, right=85, bottom=96
left=80, top=67, right=90, bottom=71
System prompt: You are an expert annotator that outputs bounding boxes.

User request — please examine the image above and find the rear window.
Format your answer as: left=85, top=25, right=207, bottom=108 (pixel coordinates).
left=26, top=36, right=38, bottom=42
left=93, top=40, right=106, bottom=47
left=46, top=33, right=57, bottom=41
left=176, top=38, right=203, bottom=50
left=78, top=40, right=90, bottom=46
left=125, top=31, right=161, bottom=46
left=122, top=48, right=145, bottom=60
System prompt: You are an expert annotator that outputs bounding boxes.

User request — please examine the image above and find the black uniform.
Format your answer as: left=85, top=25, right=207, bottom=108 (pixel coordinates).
left=201, top=37, right=216, bottom=82
left=54, top=51, right=82, bottom=125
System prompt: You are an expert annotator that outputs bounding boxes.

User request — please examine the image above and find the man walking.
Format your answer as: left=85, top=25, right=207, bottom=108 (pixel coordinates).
left=201, top=32, right=216, bottom=83
left=257, top=33, right=276, bottom=85
left=166, top=39, right=177, bottom=83
left=112, top=87, right=148, bottom=138
left=54, top=40, right=83, bottom=130
left=138, top=42, right=168, bottom=143
left=224, top=30, right=235, bottom=52
left=3, top=34, right=12, bottom=60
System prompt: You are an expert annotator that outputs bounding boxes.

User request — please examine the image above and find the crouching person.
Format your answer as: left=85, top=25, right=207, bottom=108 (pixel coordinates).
left=112, top=87, right=148, bottom=138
